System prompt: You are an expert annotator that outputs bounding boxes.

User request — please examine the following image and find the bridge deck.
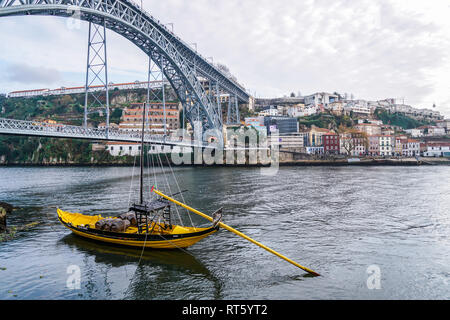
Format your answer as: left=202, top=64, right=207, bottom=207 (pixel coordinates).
left=0, top=118, right=204, bottom=148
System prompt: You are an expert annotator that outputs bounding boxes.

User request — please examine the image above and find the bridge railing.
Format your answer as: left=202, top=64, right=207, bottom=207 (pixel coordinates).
left=0, top=118, right=205, bottom=148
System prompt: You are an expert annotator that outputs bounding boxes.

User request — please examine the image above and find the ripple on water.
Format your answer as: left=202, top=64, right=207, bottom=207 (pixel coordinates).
left=1, top=166, right=450, bottom=299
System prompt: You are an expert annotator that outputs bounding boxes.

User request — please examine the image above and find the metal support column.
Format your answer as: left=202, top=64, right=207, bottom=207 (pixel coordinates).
left=146, top=55, right=152, bottom=133
left=235, top=94, right=240, bottom=124
left=227, top=95, right=232, bottom=125
left=226, top=94, right=240, bottom=125
left=161, top=55, right=167, bottom=137
left=146, top=54, right=165, bottom=137
left=215, top=81, right=222, bottom=125
left=84, top=20, right=110, bottom=137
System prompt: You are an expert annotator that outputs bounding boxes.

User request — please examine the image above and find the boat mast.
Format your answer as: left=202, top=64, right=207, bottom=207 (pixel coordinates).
left=139, top=101, right=147, bottom=205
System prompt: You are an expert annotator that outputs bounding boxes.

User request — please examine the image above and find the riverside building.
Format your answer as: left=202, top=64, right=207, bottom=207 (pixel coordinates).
left=119, top=102, right=181, bottom=135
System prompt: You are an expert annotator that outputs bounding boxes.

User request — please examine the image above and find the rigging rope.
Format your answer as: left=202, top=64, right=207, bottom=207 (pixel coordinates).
left=156, top=152, right=184, bottom=226
left=127, top=154, right=138, bottom=207
left=163, top=151, right=197, bottom=230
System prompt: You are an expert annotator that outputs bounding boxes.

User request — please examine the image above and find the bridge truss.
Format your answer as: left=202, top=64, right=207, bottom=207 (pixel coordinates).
left=0, top=117, right=206, bottom=148
left=0, top=0, right=249, bottom=143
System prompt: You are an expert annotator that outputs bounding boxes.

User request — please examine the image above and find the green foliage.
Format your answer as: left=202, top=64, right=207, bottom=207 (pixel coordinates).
left=110, top=108, right=123, bottom=124
left=374, top=108, right=433, bottom=129
left=298, top=112, right=354, bottom=130
left=0, top=136, right=137, bottom=165
left=239, top=104, right=257, bottom=119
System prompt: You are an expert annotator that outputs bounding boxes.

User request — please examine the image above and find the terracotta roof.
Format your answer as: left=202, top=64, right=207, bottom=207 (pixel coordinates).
left=10, top=89, right=48, bottom=93
left=426, top=142, right=450, bottom=147
left=310, top=127, right=331, bottom=133
left=123, top=115, right=178, bottom=119
left=9, top=81, right=165, bottom=95
left=106, top=142, right=141, bottom=145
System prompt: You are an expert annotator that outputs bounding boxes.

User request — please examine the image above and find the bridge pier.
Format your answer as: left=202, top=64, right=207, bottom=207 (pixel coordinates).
left=227, top=94, right=240, bottom=125
left=84, top=20, right=110, bottom=138
left=0, top=0, right=249, bottom=144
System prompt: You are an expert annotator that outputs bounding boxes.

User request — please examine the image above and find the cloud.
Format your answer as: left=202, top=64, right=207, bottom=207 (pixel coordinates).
left=6, top=63, right=62, bottom=85
left=0, top=0, right=448, bottom=116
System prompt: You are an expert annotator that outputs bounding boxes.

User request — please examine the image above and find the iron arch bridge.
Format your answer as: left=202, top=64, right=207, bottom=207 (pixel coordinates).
left=0, top=0, right=249, bottom=143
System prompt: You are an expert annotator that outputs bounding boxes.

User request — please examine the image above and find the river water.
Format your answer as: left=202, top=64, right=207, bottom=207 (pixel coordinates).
left=0, top=165, right=449, bottom=300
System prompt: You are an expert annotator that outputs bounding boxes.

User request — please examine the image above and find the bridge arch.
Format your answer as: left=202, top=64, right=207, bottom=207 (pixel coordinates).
left=0, top=0, right=249, bottom=141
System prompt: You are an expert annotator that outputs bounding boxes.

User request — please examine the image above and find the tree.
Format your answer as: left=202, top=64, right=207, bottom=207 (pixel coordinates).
left=59, top=95, right=74, bottom=106
left=338, top=127, right=368, bottom=156
left=290, top=92, right=296, bottom=98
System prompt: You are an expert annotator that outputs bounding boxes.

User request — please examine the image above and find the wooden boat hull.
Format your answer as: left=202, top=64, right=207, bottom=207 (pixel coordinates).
left=57, top=209, right=218, bottom=249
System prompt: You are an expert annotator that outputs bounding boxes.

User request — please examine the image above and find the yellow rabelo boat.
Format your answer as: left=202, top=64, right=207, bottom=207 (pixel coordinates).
left=57, top=99, right=320, bottom=276
left=57, top=99, right=222, bottom=250
left=57, top=204, right=220, bottom=250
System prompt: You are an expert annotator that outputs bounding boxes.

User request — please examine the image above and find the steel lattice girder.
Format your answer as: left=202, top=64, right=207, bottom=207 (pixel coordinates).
left=0, top=117, right=207, bottom=147
left=0, top=0, right=249, bottom=138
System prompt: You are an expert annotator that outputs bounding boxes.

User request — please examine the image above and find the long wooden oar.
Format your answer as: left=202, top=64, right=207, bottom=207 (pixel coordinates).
left=152, top=187, right=320, bottom=276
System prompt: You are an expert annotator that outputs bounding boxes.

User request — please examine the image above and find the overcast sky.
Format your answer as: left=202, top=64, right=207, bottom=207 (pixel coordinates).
left=0, top=0, right=449, bottom=117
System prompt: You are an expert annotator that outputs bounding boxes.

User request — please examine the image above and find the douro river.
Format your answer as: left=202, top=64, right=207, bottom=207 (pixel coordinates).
left=0, top=166, right=449, bottom=299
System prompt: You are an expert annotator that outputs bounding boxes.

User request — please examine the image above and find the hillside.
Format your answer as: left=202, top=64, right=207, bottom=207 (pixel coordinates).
left=0, top=86, right=178, bottom=126
left=373, top=108, right=435, bottom=129
left=297, top=112, right=355, bottom=131
left=0, top=87, right=178, bottom=165
left=296, top=109, right=435, bottom=131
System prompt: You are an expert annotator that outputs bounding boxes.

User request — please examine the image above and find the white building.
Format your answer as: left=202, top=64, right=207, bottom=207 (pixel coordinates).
left=305, top=146, right=324, bottom=155
left=436, top=119, right=450, bottom=132
left=343, top=101, right=371, bottom=116
left=258, top=107, right=279, bottom=117
left=423, top=143, right=450, bottom=157
left=287, top=104, right=317, bottom=117
left=303, top=92, right=340, bottom=108
left=424, top=126, right=446, bottom=137
left=287, top=104, right=305, bottom=117
left=7, top=80, right=169, bottom=98
left=148, top=145, right=192, bottom=154
left=405, top=128, right=423, bottom=138
left=403, top=139, right=420, bottom=157
left=106, top=142, right=191, bottom=156
left=378, top=135, right=394, bottom=156
left=269, top=133, right=306, bottom=149
left=357, top=119, right=383, bottom=125
left=106, top=142, right=141, bottom=156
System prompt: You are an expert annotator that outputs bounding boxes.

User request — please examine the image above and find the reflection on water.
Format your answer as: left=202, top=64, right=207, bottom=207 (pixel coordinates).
left=0, top=166, right=449, bottom=300
left=59, top=234, right=223, bottom=300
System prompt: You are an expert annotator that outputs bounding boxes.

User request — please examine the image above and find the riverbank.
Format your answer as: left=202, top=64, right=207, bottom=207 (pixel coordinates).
left=0, top=157, right=449, bottom=167
left=279, top=158, right=450, bottom=166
